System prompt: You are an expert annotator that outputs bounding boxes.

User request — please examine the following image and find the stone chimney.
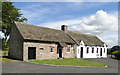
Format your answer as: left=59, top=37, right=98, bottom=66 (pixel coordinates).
left=61, top=25, right=68, bottom=32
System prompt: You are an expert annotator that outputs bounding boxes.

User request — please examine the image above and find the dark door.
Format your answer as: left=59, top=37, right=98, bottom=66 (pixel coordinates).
left=100, top=48, right=102, bottom=56
left=80, top=47, right=83, bottom=58
left=59, top=48, right=62, bottom=58
left=28, top=47, right=36, bottom=60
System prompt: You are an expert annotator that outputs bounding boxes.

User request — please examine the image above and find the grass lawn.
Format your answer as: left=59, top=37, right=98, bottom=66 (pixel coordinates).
left=28, top=58, right=107, bottom=67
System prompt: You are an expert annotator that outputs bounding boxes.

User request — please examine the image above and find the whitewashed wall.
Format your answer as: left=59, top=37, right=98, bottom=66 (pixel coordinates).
left=74, top=41, right=107, bottom=58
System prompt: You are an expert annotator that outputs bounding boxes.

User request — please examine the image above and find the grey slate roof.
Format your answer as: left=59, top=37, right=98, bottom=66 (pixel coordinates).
left=15, top=22, right=104, bottom=46
left=68, top=31, right=104, bottom=46
left=15, top=22, right=74, bottom=44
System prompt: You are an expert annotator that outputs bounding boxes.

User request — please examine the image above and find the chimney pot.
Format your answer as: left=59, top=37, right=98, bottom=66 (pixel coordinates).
left=61, top=25, right=68, bottom=32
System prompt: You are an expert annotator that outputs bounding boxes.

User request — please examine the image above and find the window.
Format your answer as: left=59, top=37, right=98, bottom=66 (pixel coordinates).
left=50, top=48, right=54, bottom=52
left=86, top=47, right=89, bottom=53
left=40, top=48, right=44, bottom=50
left=50, top=46, right=54, bottom=52
left=78, top=49, right=79, bottom=53
left=67, top=47, right=70, bottom=52
left=101, top=48, right=102, bottom=51
left=40, top=48, right=44, bottom=54
left=104, top=48, right=105, bottom=53
left=92, top=47, right=94, bottom=53
left=97, top=48, right=98, bottom=53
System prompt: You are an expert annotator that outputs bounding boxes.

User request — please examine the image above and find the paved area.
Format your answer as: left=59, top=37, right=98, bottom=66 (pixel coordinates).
left=2, top=58, right=118, bottom=73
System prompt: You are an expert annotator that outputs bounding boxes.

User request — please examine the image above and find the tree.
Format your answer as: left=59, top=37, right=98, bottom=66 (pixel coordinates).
left=2, top=38, right=8, bottom=56
left=107, top=48, right=111, bottom=54
left=111, top=46, right=120, bottom=53
left=111, top=46, right=120, bottom=60
left=2, top=2, right=27, bottom=50
left=2, top=2, right=27, bottom=41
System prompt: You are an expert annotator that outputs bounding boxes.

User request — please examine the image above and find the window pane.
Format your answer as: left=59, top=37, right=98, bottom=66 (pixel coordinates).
left=50, top=46, right=54, bottom=52
left=92, top=47, right=94, bottom=53
left=87, top=47, right=89, bottom=53
left=104, top=48, right=105, bottom=53
left=97, top=48, right=98, bottom=53
left=40, top=48, right=44, bottom=50
left=51, top=48, right=53, bottom=52
left=40, top=48, right=44, bottom=54
left=67, top=47, right=70, bottom=52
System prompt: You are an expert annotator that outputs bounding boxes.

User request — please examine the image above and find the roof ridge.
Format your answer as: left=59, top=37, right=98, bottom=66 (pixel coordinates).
left=15, top=22, right=96, bottom=37
left=14, top=22, right=75, bottom=43
left=14, top=22, right=104, bottom=46
left=67, top=32, right=79, bottom=45
left=68, top=31, right=96, bottom=37
left=15, top=22, right=63, bottom=32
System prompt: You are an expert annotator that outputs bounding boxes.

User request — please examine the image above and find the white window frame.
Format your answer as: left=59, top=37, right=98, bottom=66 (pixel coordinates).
left=86, top=47, right=89, bottom=53
left=40, top=48, right=44, bottom=54
left=97, top=48, right=99, bottom=53
left=67, top=47, right=70, bottom=53
left=92, top=47, right=94, bottom=53
left=50, top=46, right=54, bottom=53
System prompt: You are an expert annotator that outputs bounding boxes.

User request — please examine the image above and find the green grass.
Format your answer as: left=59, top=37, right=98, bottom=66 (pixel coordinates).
left=28, top=58, right=106, bottom=67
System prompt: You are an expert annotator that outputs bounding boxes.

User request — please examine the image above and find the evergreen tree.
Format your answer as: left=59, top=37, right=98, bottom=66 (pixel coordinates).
left=2, top=2, right=27, bottom=41
left=1, top=2, right=27, bottom=51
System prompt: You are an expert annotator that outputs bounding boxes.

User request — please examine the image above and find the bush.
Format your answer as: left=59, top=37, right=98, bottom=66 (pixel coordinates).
left=111, top=46, right=120, bottom=60
left=114, top=51, right=120, bottom=60
left=107, top=48, right=111, bottom=54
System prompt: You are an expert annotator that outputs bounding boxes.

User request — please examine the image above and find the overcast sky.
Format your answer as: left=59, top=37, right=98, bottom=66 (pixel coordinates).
left=9, top=2, right=118, bottom=48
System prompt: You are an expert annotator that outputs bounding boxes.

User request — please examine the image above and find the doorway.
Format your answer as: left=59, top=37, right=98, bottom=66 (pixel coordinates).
left=58, top=48, right=62, bottom=58
left=100, top=48, right=102, bottom=56
left=28, top=47, right=36, bottom=60
left=80, top=47, right=83, bottom=58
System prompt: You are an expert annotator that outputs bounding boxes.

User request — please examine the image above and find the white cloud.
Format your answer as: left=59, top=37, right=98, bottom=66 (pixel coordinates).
left=41, top=19, right=82, bottom=29
left=98, top=32, right=118, bottom=48
left=71, top=10, right=118, bottom=48
left=41, top=10, right=118, bottom=34
left=21, top=8, right=49, bottom=18
left=70, top=10, right=118, bottom=34
left=104, top=38, right=118, bottom=48
left=19, top=3, right=117, bottom=26
left=0, top=31, right=4, bottom=38
left=40, top=10, right=118, bottom=48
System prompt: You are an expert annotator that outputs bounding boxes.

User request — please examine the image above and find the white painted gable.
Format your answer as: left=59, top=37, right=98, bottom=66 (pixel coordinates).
left=74, top=40, right=107, bottom=58
left=80, top=41, right=85, bottom=46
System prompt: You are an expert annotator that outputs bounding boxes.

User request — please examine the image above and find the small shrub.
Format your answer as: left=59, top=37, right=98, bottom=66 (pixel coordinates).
left=111, top=46, right=120, bottom=60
